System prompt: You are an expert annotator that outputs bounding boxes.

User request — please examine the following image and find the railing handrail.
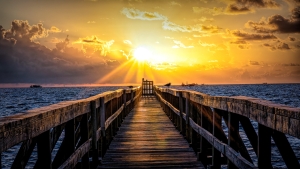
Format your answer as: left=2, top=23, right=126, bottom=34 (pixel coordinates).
left=0, top=87, right=141, bottom=153
left=154, top=86, right=300, bottom=139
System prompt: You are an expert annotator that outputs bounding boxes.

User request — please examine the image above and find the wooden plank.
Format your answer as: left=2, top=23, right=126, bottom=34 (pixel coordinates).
left=98, top=96, right=204, bottom=169
left=58, top=139, right=92, bottom=169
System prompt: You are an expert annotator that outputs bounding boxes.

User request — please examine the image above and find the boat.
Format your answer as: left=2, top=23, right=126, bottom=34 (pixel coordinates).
left=164, top=83, right=171, bottom=87
left=181, top=82, right=197, bottom=86
left=30, top=85, right=42, bottom=88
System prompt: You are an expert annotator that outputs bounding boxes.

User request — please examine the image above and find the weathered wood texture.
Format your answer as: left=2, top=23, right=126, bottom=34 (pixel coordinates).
left=155, top=87, right=300, bottom=139
left=155, top=86, right=300, bottom=169
left=98, top=96, right=204, bottom=169
left=0, top=87, right=142, bottom=169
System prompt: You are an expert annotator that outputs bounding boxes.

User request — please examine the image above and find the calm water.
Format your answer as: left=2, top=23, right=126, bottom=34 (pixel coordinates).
left=0, top=84, right=299, bottom=168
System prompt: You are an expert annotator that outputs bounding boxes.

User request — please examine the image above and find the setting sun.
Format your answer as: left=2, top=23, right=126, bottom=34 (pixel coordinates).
left=133, top=47, right=151, bottom=62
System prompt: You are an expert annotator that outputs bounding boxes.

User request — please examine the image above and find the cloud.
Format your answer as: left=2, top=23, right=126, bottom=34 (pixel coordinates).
left=230, top=40, right=250, bottom=49
left=288, top=36, right=296, bottom=41
left=193, top=17, right=214, bottom=22
left=230, top=40, right=248, bottom=44
left=263, top=41, right=291, bottom=51
left=121, top=8, right=167, bottom=20
left=231, top=30, right=277, bottom=40
left=245, top=7, right=300, bottom=33
left=250, top=61, right=260, bottom=65
left=87, top=21, right=96, bottom=24
left=4, top=20, right=48, bottom=41
left=123, top=40, right=132, bottom=45
left=193, top=7, right=224, bottom=15
left=173, top=40, right=194, bottom=48
left=282, top=63, right=300, bottom=66
left=73, top=36, right=114, bottom=56
left=224, top=0, right=280, bottom=14
left=0, top=20, right=125, bottom=83
left=48, top=26, right=61, bottom=33
left=162, top=20, right=222, bottom=34
left=198, top=40, right=216, bottom=47
left=194, top=0, right=279, bottom=15
left=170, top=1, right=181, bottom=7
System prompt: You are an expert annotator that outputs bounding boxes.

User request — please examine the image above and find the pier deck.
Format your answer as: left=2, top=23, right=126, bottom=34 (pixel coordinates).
left=98, top=96, right=204, bottom=168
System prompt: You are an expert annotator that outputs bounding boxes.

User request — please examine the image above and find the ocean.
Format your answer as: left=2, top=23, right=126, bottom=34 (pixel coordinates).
left=0, top=84, right=299, bottom=168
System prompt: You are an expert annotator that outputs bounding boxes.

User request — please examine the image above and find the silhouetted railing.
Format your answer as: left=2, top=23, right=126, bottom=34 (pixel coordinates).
left=0, top=87, right=142, bottom=169
left=154, top=86, right=300, bottom=169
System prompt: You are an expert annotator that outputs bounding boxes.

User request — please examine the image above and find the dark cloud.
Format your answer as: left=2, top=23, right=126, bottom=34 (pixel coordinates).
left=238, top=44, right=249, bottom=49
left=263, top=41, right=291, bottom=51
left=231, top=30, right=277, bottom=40
left=230, top=40, right=248, bottom=44
left=0, top=20, right=125, bottom=83
left=250, top=61, right=260, bottom=65
left=288, top=36, right=296, bottom=41
left=282, top=63, right=300, bottom=66
left=225, top=4, right=252, bottom=13
left=246, top=6, right=300, bottom=33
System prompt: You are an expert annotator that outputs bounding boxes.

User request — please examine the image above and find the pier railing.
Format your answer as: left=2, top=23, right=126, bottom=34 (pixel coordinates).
left=154, top=86, right=300, bottom=169
left=0, top=87, right=142, bottom=169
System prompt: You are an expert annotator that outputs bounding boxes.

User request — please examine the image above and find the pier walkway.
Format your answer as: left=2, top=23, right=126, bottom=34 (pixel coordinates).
left=98, top=96, right=204, bottom=168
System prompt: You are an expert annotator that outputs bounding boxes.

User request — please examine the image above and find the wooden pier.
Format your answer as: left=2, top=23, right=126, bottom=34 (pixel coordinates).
left=0, top=79, right=299, bottom=169
left=98, top=96, right=204, bottom=168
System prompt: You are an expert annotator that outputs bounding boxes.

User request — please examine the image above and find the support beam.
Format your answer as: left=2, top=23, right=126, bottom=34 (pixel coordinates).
left=258, top=124, right=273, bottom=169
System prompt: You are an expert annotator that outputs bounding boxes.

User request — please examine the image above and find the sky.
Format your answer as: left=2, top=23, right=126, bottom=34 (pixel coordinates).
left=0, top=0, right=299, bottom=85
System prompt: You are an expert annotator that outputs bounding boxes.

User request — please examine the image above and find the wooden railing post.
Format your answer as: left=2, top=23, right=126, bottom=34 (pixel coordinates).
left=198, top=105, right=209, bottom=167
left=80, top=113, right=90, bottom=169
left=227, top=112, right=238, bottom=169
left=36, top=130, right=52, bottom=169
left=122, top=90, right=126, bottom=119
left=190, top=102, right=197, bottom=150
left=100, top=97, right=106, bottom=158
left=91, top=100, right=99, bottom=167
left=185, top=92, right=190, bottom=142
left=131, top=90, right=134, bottom=109
left=258, top=124, right=272, bottom=168
left=178, top=92, right=184, bottom=134
left=211, top=108, right=222, bottom=169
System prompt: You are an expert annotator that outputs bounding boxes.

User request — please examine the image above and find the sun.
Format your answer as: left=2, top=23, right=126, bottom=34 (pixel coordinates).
left=133, top=47, right=151, bottom=62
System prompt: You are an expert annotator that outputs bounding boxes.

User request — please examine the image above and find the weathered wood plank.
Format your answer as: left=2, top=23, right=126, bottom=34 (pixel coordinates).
left=98, top=96, right=204, bottom=169
left=156, top=87, right=300, bottom=138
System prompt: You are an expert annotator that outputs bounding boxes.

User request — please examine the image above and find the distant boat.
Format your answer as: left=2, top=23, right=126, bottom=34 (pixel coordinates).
left=30, top=85, right=42, bottom=88
left=164, top=83, right=171, bottom=87
left=262, top=83, right=268, bottom=85
left=182, top=82, right=197, bottom=86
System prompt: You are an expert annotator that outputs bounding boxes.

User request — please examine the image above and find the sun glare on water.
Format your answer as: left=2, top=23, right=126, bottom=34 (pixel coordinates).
left=133, top=47, right=151, bottom=62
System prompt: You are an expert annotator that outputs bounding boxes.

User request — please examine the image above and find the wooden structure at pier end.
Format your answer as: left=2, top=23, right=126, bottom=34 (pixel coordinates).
left=0, top=79, right=299, bottom=169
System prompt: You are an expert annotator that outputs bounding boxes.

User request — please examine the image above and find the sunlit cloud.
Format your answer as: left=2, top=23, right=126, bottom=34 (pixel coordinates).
left=48, top=26, right=61, bottom=33
left=123, top=40, right=132, bottom=45
left=87, top=21, right=96, bottom=24
left=230, top=30, right=277, bottom=40
left=121, top=8, right=167, bottom=20
left=173, top=40, right=194, bottom=48
left=73, top=36, right=114, bottom=56
left=263, top=41, right=291, bottom=51
left=170, top=1, right=181, bottom=7
left=193, top=7, right=224, bottom=15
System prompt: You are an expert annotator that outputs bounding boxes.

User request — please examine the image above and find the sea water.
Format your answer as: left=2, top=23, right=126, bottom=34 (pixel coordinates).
left=0, top=84, right=299, bottom=168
